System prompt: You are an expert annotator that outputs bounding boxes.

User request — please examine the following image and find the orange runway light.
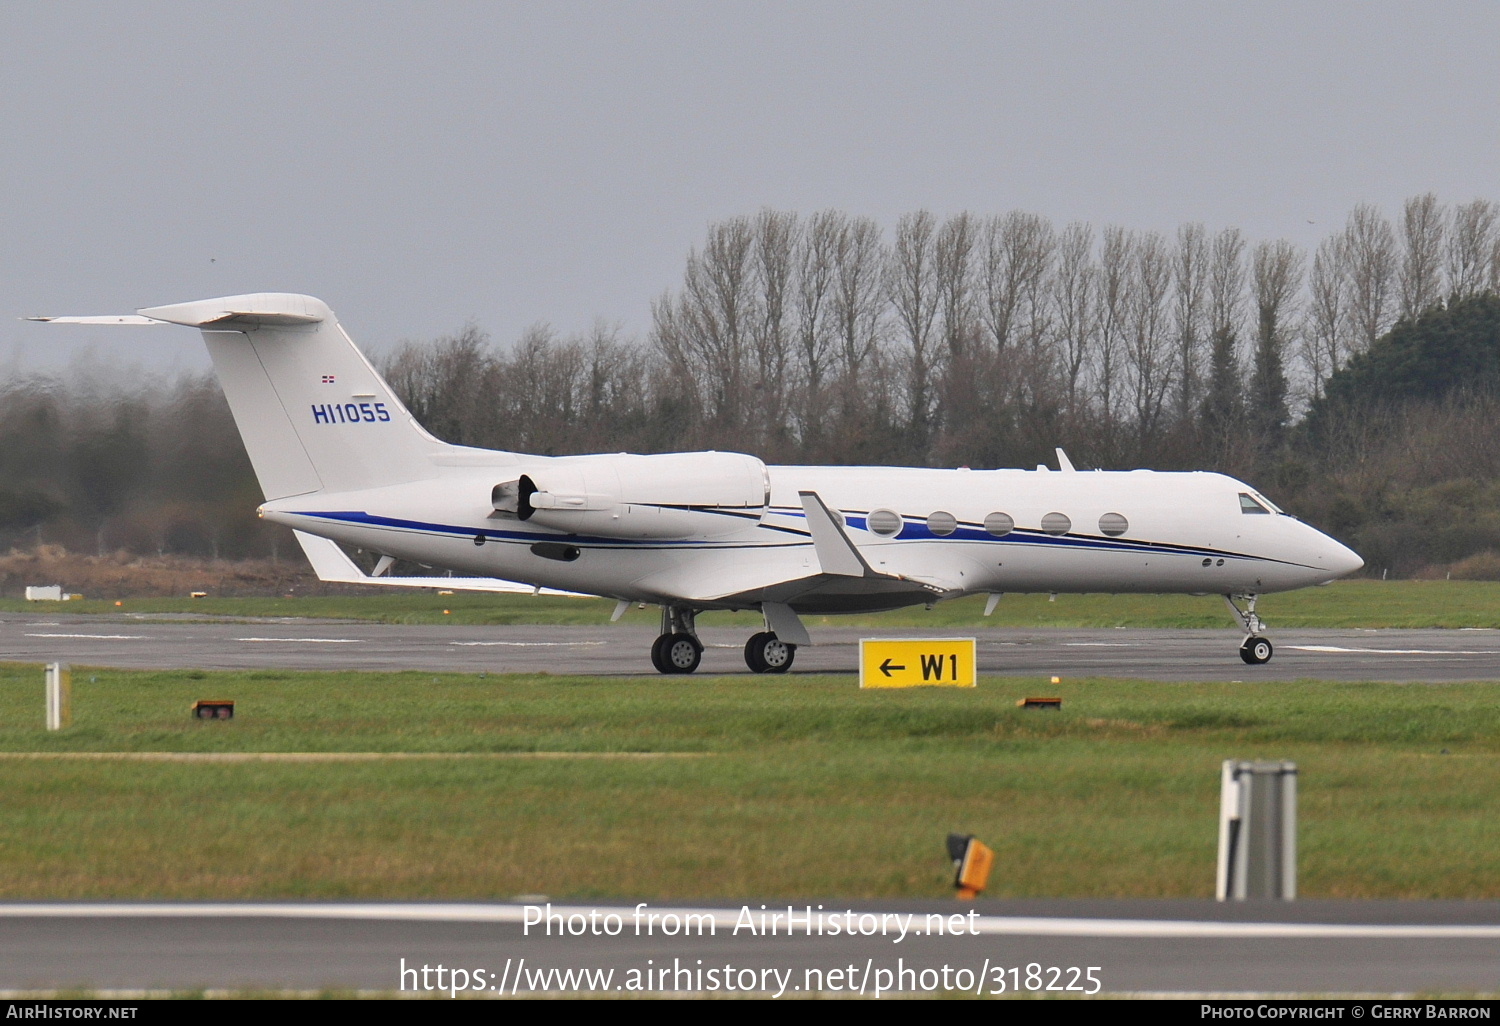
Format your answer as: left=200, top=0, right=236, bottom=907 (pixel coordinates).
left=947, top=833, right=995, bottom=900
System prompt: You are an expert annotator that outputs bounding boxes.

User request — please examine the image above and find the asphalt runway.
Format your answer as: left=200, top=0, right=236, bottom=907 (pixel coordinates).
left=3, top=900, right=1499, bottom=995
left=3, top=612, right=1500, bottom=681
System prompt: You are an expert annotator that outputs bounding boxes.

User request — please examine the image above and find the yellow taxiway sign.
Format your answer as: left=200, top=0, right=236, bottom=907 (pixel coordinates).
left=859, top=638, right=977, bottom=688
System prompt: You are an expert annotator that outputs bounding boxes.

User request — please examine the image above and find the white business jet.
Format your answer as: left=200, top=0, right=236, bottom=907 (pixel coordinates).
left=34, top=293, right=1363, bottom=673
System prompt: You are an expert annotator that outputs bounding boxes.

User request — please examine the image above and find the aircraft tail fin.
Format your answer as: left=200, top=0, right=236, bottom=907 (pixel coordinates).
left=42, top=294, right=452, bottom=500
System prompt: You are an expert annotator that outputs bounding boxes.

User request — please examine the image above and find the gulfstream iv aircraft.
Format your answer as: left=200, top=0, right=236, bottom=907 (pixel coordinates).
left=35, top=293, right=1363, bottom=674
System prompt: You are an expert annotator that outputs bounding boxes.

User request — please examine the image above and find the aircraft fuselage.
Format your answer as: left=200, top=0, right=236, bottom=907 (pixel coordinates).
left=261, top=460, right=1362, bottom=613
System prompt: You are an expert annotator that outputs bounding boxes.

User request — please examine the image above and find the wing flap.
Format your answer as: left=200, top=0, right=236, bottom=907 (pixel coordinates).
left=292, top=531, right=581, bottom=596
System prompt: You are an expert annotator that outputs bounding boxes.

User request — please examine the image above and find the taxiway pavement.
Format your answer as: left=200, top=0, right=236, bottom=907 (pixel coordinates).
left=2, top=900, right=1498, bottom=995
left=2, top=613, right=1499, bottom=681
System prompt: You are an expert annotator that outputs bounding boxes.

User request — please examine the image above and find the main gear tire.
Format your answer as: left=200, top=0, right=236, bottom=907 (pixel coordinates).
left=661, top=632, right=703, bottom=674
left=744, top=631, right=795, bottom=674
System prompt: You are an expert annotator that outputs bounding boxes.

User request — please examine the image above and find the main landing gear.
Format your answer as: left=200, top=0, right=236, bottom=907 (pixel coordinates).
left=651, top=606, right=703, bottom=674
left=744, top=631, right=795, bottom=674
left=1224, top=593, right=1274, bottom=665
left=647, top=606, right=799, bottom=674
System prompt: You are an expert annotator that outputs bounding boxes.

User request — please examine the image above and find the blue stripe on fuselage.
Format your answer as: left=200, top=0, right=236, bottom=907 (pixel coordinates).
left=286, top=507, right=1299, bottom=567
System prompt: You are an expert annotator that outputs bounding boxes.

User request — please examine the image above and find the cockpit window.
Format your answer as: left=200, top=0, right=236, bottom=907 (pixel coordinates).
left=1239, top=492, right=1271, bottom=515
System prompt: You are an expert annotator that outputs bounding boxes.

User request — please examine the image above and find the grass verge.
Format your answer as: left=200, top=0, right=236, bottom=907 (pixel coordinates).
left=1, top=661, right=1497, bottom=901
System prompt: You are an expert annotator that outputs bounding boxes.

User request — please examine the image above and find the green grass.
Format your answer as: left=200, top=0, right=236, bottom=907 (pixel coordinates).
left=2, top=661, right=1498, bottom=901
left=8, top=579, right=1500, bottom=628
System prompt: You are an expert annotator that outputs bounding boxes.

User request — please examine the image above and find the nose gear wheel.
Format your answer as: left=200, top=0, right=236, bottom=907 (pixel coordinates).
left=1240, top=636, right=1273, bottom=665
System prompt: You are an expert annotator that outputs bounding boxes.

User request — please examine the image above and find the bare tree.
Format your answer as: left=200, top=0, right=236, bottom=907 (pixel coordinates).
left=886, top=210, right=940, bottom=453
left=1303, top=232, right=1350, bottom=400
left=1200, top=228, right=1247, bottom=455
left=935, top=212, right=980, bottom=361
left=793, top=210, right=840, bottom=451
left=1448, top=198, right=1497, bottom=300
left=1344, top=203, right=1397, bottom=353
left=1398, top=192, right=1446, bottom=320
left=652, top=216, right=757, bottom=434
left=1051, top=222, right=1097, bottom=416
left=382, top=322, right=500, bottom=446
left=1248, top=239, right=1304, bottom=448
left=982, top=211, right=1056, bottom=354
left=1093, top=225, right=1135, bottom=428
left=1172, top=222, right=1208, bottom=425
left=506, top=324, right=586, bottom=454
left=1208, top=228, right=1248, bottom=343
left=825, top=215, right=888, bottom=453
left=830, top=215, right=885, bottom=380
left=579, top=319, right=647, bottom=450
left=750, top=209, right=798, bottom=453
left=1128, top=231, right=1174, bottom=448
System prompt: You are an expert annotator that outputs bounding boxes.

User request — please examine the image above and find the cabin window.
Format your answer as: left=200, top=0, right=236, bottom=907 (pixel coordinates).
left=1098, top=512, right=1128, bottom=537
left=927, top=511, right=958, bottom=536
left=1041, top=512, right=1071, bottom=535
left=984, top=512, right=1014, bottom=536
left=1239, top=493, right=1271, bottom=515
left=867, top=509, right=903, bottom=536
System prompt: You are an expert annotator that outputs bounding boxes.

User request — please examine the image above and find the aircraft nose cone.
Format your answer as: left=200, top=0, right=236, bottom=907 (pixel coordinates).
left=1323, top=537, right=1364, bottom=578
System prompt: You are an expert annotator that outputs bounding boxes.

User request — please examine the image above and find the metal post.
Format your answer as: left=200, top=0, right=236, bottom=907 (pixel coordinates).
left=45, top=662, right=71, bottom=731
left=1217, top=759, right=1296, bottom=900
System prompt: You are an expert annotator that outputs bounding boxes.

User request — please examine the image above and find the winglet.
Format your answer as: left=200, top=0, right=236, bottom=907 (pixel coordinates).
left=798, top=491, right=872, bottom=578
left=1056, top=448, right=1076, bottom=472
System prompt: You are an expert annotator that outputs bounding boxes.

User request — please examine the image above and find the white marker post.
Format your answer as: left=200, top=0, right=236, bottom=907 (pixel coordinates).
left=45, top=662, right=71, bottom=731
left=1217, top=759, right=1297, bottom=900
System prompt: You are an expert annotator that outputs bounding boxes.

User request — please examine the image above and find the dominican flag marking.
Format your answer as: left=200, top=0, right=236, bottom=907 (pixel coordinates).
left=321, top=374, right=336, bottom=384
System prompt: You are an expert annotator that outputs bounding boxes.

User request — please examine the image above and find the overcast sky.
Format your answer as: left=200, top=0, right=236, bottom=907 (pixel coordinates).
left=3, top=1, right=1497, bottom=377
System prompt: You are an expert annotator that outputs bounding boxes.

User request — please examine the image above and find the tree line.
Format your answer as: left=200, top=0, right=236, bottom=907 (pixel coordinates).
left=3, top=194, right=1499, bottom=578
left=647, top=195, right=1499, bottom=473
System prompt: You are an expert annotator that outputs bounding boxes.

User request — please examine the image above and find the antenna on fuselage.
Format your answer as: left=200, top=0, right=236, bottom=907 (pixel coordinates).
left=1055, top=448, right=1077, bottom=473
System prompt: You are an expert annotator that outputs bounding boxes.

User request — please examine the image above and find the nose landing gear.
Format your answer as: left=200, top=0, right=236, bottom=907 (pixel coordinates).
left=1224, top=593, right=1273, bottom=664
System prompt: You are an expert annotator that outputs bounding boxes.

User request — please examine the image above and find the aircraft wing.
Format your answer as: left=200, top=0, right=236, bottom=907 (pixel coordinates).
left=630, top=491, right=959, bottom=608
left=293, top=531, right=584, bottom=596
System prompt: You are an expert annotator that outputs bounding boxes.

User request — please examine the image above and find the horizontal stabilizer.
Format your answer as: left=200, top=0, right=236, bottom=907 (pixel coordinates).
left=293, top=531, right=581, bottom=596
left=25, top=315, right=162, bottom=325
left=139, top=294, right=326, bottom=327
left=29, top=294, right=329, bottom=328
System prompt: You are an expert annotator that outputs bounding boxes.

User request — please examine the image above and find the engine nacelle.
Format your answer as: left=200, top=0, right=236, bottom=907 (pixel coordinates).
left=491, top=451, right=769, bottom=539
